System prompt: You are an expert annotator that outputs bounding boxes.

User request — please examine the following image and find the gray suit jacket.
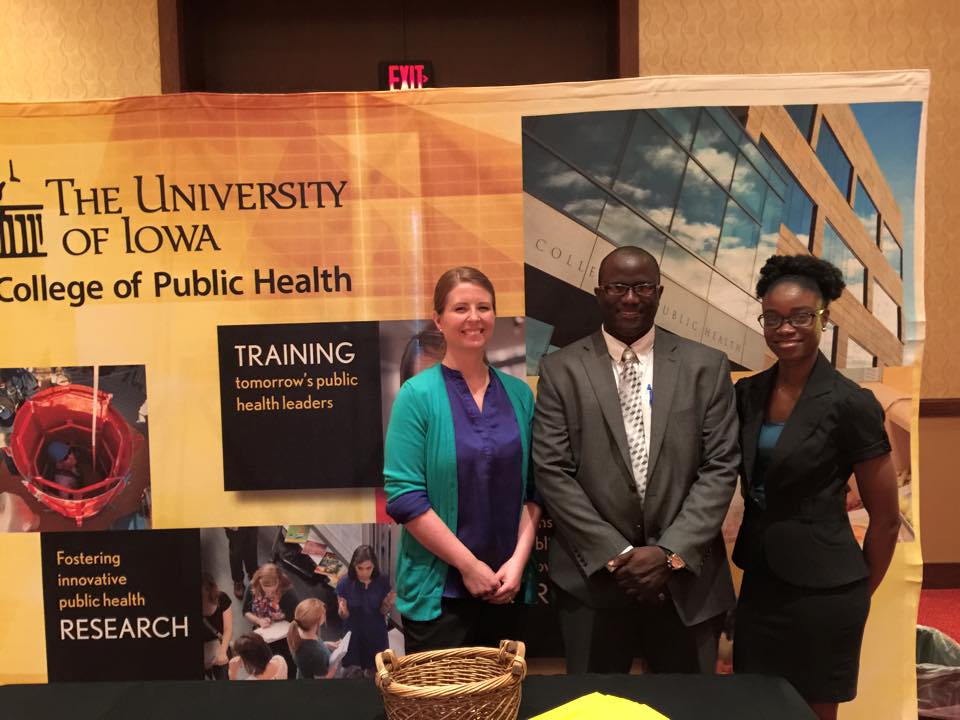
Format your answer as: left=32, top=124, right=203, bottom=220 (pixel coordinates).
left=532, top=328, right=740, bottom=626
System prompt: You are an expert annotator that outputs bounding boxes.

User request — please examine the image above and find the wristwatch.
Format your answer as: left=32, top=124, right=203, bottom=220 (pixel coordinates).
left=660, top=547, right=686, bottom=571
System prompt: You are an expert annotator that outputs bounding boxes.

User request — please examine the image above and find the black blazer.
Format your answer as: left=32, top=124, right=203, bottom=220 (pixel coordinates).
left=731, top=353, right=891, bottom=589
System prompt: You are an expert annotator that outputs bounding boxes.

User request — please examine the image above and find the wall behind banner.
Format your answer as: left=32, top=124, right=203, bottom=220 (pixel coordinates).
left=0, top=0, right=160, bottom=102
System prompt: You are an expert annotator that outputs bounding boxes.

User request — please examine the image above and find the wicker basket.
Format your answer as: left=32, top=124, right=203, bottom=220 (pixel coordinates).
left=374, top=639, right=527, bottom=720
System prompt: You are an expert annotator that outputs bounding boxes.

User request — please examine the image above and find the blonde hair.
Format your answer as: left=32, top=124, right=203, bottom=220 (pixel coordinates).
left=250, top=563, right=292, bottom=600
left=287, top=597, right=326, bottom=654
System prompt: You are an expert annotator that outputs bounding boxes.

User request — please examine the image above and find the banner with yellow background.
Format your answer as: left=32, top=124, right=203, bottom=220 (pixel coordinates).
left=0, top=71, right=926, bottom=719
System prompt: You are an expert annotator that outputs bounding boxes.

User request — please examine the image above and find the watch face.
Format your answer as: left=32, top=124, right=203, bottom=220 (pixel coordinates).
left=668, top=554, right=685, bottom=570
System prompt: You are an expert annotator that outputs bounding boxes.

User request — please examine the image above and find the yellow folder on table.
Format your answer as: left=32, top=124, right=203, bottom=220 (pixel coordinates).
left=530, top=692, right=670, bottom=719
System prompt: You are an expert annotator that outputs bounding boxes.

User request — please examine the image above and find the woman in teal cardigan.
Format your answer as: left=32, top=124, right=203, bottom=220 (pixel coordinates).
left=384, top=267, right=541, bottom=653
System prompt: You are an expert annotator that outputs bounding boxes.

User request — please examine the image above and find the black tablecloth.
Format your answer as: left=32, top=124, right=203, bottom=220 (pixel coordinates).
left=0, top=673, right=815, bottom=720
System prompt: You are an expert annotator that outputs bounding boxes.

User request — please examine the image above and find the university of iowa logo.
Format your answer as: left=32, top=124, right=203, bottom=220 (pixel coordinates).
left=0, top=160, right=47, bottom=259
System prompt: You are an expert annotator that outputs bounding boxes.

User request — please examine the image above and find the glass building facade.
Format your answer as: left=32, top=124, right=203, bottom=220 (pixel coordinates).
left=523, top=102, right=906, bottom=371
left=785, top=104, right=815, bottom=140
left=523, top=106, right=799, bottom=370
left=821, top=222, right=866, bottom=305
left=881, top=223, right=902, bottom=276
left=524, top=107, right=785, bottom=304
left=816, top=121, right=853, bottom=200
left=757, top=138, right=813, bottom=246
left=873, top=280, right=900, bottom=339
left=854, top=179, right=880, bottom=242
left=847, top=338, right=875, bottom=368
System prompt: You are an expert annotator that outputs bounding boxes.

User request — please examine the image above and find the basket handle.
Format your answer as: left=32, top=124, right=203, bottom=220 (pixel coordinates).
left=374, top=648, right=398, bottom=688
left=497, top=639, right=527, bottom=677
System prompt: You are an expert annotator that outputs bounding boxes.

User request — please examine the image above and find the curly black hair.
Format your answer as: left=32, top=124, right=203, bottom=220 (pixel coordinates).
left=755, top=254, right=845, bottom=305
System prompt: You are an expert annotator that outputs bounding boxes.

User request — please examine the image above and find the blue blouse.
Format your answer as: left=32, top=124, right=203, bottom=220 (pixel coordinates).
left=749, top=421, right=784, bottom=511
left=386, top=365, right=525, bottom=598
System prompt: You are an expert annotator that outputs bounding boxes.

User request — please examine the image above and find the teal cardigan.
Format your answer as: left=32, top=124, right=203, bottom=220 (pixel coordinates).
left=384, top=363, right=537, bottom=621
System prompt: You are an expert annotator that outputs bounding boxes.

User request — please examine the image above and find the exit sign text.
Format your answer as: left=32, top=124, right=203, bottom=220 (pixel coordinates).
left=378, top=61, right=434, bottom=91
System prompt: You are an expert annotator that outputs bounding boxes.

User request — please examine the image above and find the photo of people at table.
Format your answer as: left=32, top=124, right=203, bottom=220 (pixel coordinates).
left=200, top=523, right=401, bottom=680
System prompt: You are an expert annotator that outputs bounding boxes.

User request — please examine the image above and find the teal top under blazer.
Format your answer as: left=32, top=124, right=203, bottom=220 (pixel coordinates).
left=384, top=363, right=537, bottom=621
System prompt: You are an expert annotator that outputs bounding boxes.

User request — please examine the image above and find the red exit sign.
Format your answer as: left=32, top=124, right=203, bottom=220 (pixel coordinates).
left=378, top=61, right=434, bottom=91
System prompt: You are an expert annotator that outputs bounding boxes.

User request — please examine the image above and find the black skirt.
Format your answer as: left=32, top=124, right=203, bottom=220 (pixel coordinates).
left=733, top=567, right=870, bottom=703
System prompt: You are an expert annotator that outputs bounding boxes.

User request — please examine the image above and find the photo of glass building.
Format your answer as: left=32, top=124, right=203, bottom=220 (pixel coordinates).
left=522, top=103, right=907, bottom=373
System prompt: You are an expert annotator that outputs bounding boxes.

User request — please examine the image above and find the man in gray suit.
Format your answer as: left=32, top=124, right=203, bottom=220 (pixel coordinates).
left=533, top=246, right=740, bottom=674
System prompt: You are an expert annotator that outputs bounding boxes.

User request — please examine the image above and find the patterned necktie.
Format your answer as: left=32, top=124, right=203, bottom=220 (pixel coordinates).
left=619, top=347, right=648, bottom=499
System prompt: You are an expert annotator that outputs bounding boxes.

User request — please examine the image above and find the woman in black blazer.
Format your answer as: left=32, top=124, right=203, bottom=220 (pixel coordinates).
left=732, top=255, right=900, bottom=720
